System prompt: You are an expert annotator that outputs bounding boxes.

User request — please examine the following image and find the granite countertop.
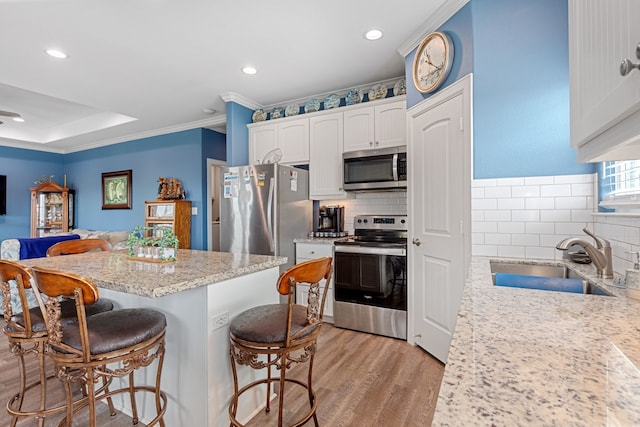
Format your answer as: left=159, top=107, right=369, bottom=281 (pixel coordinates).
left=22, top=249, right=287, bottom=298
left=433, top=256, right=640, bottom=426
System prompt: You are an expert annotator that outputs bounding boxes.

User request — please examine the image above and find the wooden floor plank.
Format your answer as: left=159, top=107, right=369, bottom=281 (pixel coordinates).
left=0, top=320, right=444, bottom=426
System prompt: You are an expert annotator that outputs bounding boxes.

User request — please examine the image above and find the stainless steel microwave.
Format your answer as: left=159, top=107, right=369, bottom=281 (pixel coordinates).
left=343, top=146, right=407, bottom=191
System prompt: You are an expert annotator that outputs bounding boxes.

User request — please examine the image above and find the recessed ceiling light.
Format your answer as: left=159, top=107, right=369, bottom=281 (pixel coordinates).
left=242, top=66, right=257, bottom=75
left=46, top=49, right=68, bottom=59
left=365, top=29, right=383, bottom=41
left=13, top=117, right=24, bottom=122
left=202, top=108, right=216, bottom=114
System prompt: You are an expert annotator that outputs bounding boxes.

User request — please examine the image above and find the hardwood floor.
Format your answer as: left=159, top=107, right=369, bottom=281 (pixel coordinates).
left=0, top=320, right=444, bottom=426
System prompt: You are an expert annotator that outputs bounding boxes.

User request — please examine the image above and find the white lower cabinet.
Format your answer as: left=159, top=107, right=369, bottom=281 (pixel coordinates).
left=295, top=242, right=334, bottom=322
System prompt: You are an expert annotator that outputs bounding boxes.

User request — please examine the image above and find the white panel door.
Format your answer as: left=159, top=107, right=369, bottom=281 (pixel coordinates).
left=408, top=76, right=471, bottom=363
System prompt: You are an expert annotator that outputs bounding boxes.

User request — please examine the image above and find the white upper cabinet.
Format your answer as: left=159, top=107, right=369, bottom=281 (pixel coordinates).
left=249, top=123, right=278, bottom=165
left=309, top=112, right=348, bottom=199
left=343, top=98, right=406, bottom=152
left=278, top=119, right=310, bottom=164
left=569, top=0, right=640, bottom=161
left=248, top=117, right=310, bottom=165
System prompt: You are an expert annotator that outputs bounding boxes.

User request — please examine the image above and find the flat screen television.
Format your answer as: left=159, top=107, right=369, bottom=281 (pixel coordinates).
left=0, top=175, right=6, bottom=215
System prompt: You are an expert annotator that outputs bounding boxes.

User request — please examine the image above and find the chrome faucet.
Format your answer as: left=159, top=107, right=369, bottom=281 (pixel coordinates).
left=555, top=227, right=613, bottom=279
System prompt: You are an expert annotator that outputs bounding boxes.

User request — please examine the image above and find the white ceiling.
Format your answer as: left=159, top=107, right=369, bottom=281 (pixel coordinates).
left=0, top=0, right=465, bottom=154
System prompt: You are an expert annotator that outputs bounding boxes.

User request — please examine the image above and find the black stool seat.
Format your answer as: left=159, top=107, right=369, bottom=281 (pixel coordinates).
left=62, top=308, right=166, bottom=355
left=230, top=304, right=319, bottom=344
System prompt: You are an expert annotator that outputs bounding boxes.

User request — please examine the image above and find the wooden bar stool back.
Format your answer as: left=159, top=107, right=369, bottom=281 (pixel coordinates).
left=229, top=257, right=333, bottom=427
left=30, top=266, right=168, bottom=427
left=46, top=238, right=112, bottom=257
left=0, top=260, right=114, bottom=427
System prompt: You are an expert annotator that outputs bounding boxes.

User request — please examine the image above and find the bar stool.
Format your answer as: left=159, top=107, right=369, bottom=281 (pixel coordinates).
left=31, top=266, right=168, bottom=427
left=229, top=257, right=333, bottom=427
left=0, top=260, right=114, bottom=427
left=46, top=238, right=112, bottom=256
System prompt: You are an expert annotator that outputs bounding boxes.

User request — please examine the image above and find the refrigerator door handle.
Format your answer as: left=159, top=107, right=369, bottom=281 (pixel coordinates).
left=267, top=177, right=275, bottom=253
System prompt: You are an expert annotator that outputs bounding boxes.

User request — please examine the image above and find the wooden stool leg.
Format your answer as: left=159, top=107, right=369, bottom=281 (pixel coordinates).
left=155, top=348, right=167, bottom=427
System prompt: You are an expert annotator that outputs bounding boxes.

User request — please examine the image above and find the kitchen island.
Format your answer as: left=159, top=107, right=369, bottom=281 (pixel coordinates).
left=22, top=249, right=287, bottom=427
left=432, top=257, right=640, bottom=426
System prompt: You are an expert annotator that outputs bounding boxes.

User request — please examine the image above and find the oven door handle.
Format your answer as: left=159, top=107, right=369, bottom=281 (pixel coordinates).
left=334, top=245, right=406, bottom=256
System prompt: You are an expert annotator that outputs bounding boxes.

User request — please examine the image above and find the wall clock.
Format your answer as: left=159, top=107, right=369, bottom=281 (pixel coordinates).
left=412, top=31, right=454, bottom=93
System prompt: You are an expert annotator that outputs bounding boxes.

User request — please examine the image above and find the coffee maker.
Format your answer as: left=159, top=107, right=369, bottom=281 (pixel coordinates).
left=315, top=205, right=345, bottom=238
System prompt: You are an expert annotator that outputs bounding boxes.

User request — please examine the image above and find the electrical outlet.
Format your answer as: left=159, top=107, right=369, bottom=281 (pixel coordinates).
left=212, top=312, right=229, bottom=330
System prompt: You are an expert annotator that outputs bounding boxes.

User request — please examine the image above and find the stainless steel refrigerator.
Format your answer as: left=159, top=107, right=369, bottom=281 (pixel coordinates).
left=220, top=164, right=311, bottom=272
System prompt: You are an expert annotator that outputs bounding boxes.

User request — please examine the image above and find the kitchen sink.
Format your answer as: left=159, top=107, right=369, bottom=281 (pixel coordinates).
left=489, top=261, right=612, bottom=296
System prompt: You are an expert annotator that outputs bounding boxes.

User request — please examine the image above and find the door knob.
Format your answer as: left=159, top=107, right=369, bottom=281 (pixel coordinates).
left=412, top=238, right=421, bottom=246
left=620, top=43, right=640, bottom=76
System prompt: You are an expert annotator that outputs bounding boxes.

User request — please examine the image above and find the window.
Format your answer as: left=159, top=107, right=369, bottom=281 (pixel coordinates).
left=599, top=160, right=640, bottom=212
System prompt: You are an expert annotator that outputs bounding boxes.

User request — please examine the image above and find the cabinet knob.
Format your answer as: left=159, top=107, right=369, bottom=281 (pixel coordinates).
left=369, top=141, right=373, bottom=146
left=620, top=43, right=640, bottom=76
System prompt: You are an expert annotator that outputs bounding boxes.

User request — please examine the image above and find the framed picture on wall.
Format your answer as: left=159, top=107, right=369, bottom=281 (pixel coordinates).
left=102, top=170, right=132, bottom=209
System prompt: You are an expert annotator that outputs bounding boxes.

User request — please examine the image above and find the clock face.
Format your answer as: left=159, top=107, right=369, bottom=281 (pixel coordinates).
left=413, top=32, right=454, bottom=93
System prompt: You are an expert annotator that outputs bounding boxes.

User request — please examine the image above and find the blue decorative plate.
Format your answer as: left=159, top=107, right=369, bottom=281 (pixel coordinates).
left=368, top=84, right=387, bottom=101
left=393, top=79, right=406, bottom=96
left=252, top=109, right=267, bottom=122
left=345, top=88, right=363, bottom=105
left=304, top=98, right=320, bottom=113
left=270, top=106, right=285, bottom=119
left=324, top=94, right=340, bottom=110
left=285, top=104, right=300, bottom=117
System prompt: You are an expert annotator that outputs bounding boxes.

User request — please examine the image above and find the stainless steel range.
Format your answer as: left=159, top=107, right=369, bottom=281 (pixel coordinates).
left=333, top=215, right=407, bottom=340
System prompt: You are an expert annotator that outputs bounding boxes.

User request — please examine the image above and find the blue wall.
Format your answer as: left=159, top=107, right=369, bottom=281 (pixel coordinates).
left=0, top=147, right=64, bottom=241
left=406, top=0, right=596, bottom=179
left=0, top=128, right=226, bottom=249
left=225, top=102, right=252, bottom=167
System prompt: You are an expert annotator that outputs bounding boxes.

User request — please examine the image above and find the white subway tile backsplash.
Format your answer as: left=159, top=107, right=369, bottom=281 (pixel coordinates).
left=571, top=183, right=593, bottom=196
left=540, top=209, right=571, bottom=222
left=526, top=222, right=555, bottom=235
left=473, top=244, right=498, bottom=257
left=495, top=177, right=525, bottom=186
left=473, top=198, right=498, bottom=210
left=541, top=184, right=572, bottom=197
left=471, top=187, right=485, bottom=199
left=555, top=197, right=587, bottom=210
left=484, top=210, right=511, bottom=222
left=512, top=210, right=540, bottom=222
left=485, top=233, right=512, bottom=245
left=498, top=198, right=525, bottom=210
left=474, top=221, right=498, bottom=233
left=485, top=186, right=512, bottom=198
left=525, top=246, right=556, bottom=259
left=498, top=222, right=525, bottom=234
left=512, top=234, right=540, bottom=247
left=472, top=174, right=598, bottom=262
left=498, top=245, right=525, bottom=258
left=512, top=185, right=540, bottom=198
left=525, top=176, right=554, bottom=185
left=525, top=198, right=555, bottom=210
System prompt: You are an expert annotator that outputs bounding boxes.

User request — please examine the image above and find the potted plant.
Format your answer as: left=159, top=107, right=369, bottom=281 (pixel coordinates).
left=156, top=227, right=179, bottom=261
left=127, top=226, right=147, bottom=257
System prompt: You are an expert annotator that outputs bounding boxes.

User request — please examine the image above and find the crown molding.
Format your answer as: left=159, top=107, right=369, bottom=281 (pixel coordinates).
left=220, top=92, right=262, bottom=110
left=396, top=0, right=469, bottom=57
